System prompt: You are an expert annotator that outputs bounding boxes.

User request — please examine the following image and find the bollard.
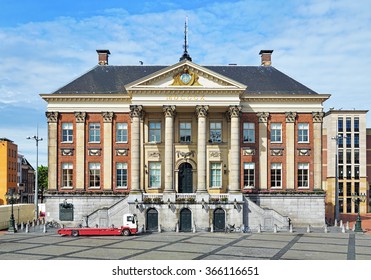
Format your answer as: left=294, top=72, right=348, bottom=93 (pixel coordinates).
left=193, top=223, right=196, bottom=233
left=25, top=223, right=29, bottom=233
left=339, top=220, right=343, bottom=228
left=257, top=224, right=261, bottom=233
left=342, top=225, right=345, bottom=233
left=43, top=224, right=47, bottom=233
left=324, top=224, right=328, bottom=233
left=307, top=225, right=311, bottom=233
left=334, top=219, right=338, bottom=227
left=289, top=224, right=293, bottom=233
left=20, top=222, right=24, bottom=231
left=36, top=219, right=40, bottom=226
left=210, top=224, right=214, bottom=233
left=273, top=224, right=277, bottom=233
left=158, top=224, right=161, bottom=233
left=346, top=221, right=350, bottom=230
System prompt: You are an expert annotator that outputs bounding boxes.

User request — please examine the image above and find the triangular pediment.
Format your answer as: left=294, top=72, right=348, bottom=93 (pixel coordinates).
left=125, top=60, right=247, bottom=92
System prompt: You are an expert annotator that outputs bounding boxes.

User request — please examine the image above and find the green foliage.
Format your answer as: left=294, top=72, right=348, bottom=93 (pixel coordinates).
left=38, top=165, right=48, bottom=192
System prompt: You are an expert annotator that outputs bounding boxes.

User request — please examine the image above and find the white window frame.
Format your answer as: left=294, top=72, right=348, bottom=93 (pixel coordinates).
left=89, top=123, right=101, bottom=143
left=270, top=163, right=282, bottom=189
left=243, top=162, right=255, bottom=188
left=210, top=162, right=222, bottom=188
left=298, top=123, right=309, bottom=143
left=62, top=123, right=73, bottom=143
left=116, top=123, right=128, bottom=143
left=270, top=123, right=282, bottom=143
left=298, top=163, right=309, bottom=189
left=61, top=163, right=73, bottom=188
left=149, top=122, right=161, bottom=143
left=243, top=123, right=255, bottom=143
left=210, top=122, right=222, bottom=143
left=179, top=122, right=192, bottom=143
left=149, top=162, right=161, bottom=188
left=116, top=162, right=128, bottom=189
left=89, top=163, right=101, bottom=188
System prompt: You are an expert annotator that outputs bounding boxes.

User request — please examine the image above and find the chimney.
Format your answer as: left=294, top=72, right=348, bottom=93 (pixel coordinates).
left=96, top=49, right=111, bottom=65
left=259, top=50, right=273, bottom=66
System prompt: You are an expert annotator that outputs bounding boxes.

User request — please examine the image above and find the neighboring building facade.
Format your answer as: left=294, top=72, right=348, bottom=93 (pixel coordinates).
left=323, top=110, right=369, bottom=220
left=366, top=128, right=371, bottom=212
left=41, top=49, right=330, bottom=230
left=0, top=138, right=18, bottom=205
left=17, top=154, right=35, bottom=203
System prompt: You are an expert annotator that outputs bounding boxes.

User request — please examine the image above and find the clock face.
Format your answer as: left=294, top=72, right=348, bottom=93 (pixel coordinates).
left=180, top=73, right=191, bottom=84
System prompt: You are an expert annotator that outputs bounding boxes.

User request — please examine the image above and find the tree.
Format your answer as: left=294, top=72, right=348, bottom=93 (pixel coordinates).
left=38, top=165, right=48, bottom=203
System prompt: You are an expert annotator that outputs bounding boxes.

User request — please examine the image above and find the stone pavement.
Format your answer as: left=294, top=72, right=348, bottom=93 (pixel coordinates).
left=0, top=226, right=370, bottom=260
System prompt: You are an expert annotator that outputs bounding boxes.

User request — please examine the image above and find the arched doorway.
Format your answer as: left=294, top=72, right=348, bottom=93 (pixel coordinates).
left=146, top=208, right=158, bottom=231
left=213, top=208, right=225, bottom=232
left=179, top=208, right=192, bottom=232
left=178, top=162, right=193, bottom=193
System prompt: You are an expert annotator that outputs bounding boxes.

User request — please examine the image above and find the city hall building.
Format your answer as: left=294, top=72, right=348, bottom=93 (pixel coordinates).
left=41, top=47, right=330, bottom=232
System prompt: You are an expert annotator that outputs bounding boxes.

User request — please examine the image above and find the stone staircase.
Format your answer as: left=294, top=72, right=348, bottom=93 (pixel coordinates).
left=86, top=197, right=130, bottom=228
left=244, top=196, right=289, bottom=232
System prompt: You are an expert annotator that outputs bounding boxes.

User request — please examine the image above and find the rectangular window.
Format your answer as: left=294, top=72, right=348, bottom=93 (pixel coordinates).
left=179, top=122, right=192, bottom=143
left=346, top=198, right=352, bottom=213
left=346, top=149, right=351, bottom=164
left=355, top=182, right=360, bottom=194
left=346, top=134, right=351, bottom=148
left=338, top=134, right=344, bottom=148
left=149, top=122, right=161, bottom=143
left=116, top=123, right=128, bottom=143
left=210, top=122, right=222, bottom=143
left=62, top=163, right=73, bottom=188
left=346, top=117, right=351, bottom=132
left=270, top=123, right=282, bottom=143
left=270, top=163, right=282, bottom=188
left=89, top=123, right=101, bottom=143
left=338, top=117, right=343, bottom=132
left=339, top=182, right=344, bottom=197
left=346, top=165, right=352, bottom=179
left=243, top=162, right=255, bottom=188
left=338, top=150, right=344, bottom=164
left=354, top=166, right=360, bottom=180
left=298, top=123, right=309, bottom=143
left=149, top=162, right=161, bottom=188
left=354, top=133, right=359, bottom=148
left=243, top=123, right=255, bottom=143
left=346, top=182, right=352, bottom=196
left=116, top=163, right=128, bottom=188
left=354, top=117, right=359, bottom=132
left=339, top=165, right=344, bottom=179
left=89, top=163, right=101, bottom=188
left=210, top=162, right=222, bottom=187
left=62, top=123, right=73, bottom=142
left=339, top=198, right=344, bottom=213
left=354, top=149, right=359, bottom=164
left=298, top=163, right=309, bottom=188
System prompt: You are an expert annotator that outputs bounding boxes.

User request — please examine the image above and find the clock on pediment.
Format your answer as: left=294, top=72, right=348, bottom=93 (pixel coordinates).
left=171, top=68, right=202, bottom=86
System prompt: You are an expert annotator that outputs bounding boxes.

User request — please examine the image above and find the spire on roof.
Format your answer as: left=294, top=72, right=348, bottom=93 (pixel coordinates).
left=179, top=17, right=192, bottom=62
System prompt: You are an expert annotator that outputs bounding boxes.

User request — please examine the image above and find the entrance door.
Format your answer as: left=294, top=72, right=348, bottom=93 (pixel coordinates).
left=146, top=208, right=158, bottom=231
left=179, top=208, right=192, bottom=232
left=178, top=163, right=193, bottom=193
left=213, top=208, right=225, bottom=232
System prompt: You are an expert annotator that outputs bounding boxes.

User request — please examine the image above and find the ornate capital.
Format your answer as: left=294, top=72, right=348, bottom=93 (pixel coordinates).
left=257, top=112, right=269, bottom=123
left=312, top=112, right=324, bottom=123
left=129, top=105, right=143, bottom=119
left=228, top=105, right=242, bottom=118
left=195, top=105, right=209, bottom=118
left=102, top=111, right=114, bottom=123
left=285, top=112, right=297, bottom=123
left=74, top=112, right=86, bottom=123
left=45, top=111, right=59, bottom=123
left=163, top=105, right=176, bottom=118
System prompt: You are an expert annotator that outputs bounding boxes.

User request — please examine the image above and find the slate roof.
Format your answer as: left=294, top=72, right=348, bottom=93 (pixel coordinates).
left=52, top=65, right=318, bottom=95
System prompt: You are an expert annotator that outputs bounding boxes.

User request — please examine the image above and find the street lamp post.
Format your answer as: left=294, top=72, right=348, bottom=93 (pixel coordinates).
left=27, top=133, right=43, bottom=220
left=351, top=192, right=366, bottom=232
left=5, top=189, right=20, bottom=233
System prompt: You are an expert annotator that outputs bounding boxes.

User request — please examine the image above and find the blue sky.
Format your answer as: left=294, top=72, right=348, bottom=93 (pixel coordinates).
left=0, top=0, right=370, bottom=167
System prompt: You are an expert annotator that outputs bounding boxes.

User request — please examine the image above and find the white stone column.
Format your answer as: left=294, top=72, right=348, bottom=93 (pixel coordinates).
left=163, top=105, right=176, bottom=192
left=312, top=112, right=324, bottom=189
left=102, top=112, right=113, bottom=190
left=196, top=105, right=209, bottom=193
left=130, top=105, right=143, bottom=193
left=286, top=112, right=296, bottom=190
left=228, top=106, right=241, bottom=192
left=74, top=112, right=86, bottom=190
left=46, top=112, right=59, bottom=190
left=257, top=112, right=269, bottom=190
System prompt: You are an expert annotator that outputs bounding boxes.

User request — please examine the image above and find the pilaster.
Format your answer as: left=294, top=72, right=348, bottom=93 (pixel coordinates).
left=130, top=105, right=143, bottom=193
left=74, top=112, right=86, bottom=190
left=228, top=105, right=241, bottom=192
left=286, top=112, right=296, bottom=190
left=163, top=105, right=176, bottom=192
left=312, top=112, right=324, bottom=189
left=196, top=105, right=209, bottom=193
left=102, top=112, right=113, bottom=190
left=257, top=112, right=269, bottom=189
left=46, top=112, right=59, bottom=190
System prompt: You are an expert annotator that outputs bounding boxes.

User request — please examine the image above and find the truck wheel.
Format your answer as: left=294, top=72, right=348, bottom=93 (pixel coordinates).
left=71, top=230, right=79, bottom=237
left=122, top=229, right=130, bottom=236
